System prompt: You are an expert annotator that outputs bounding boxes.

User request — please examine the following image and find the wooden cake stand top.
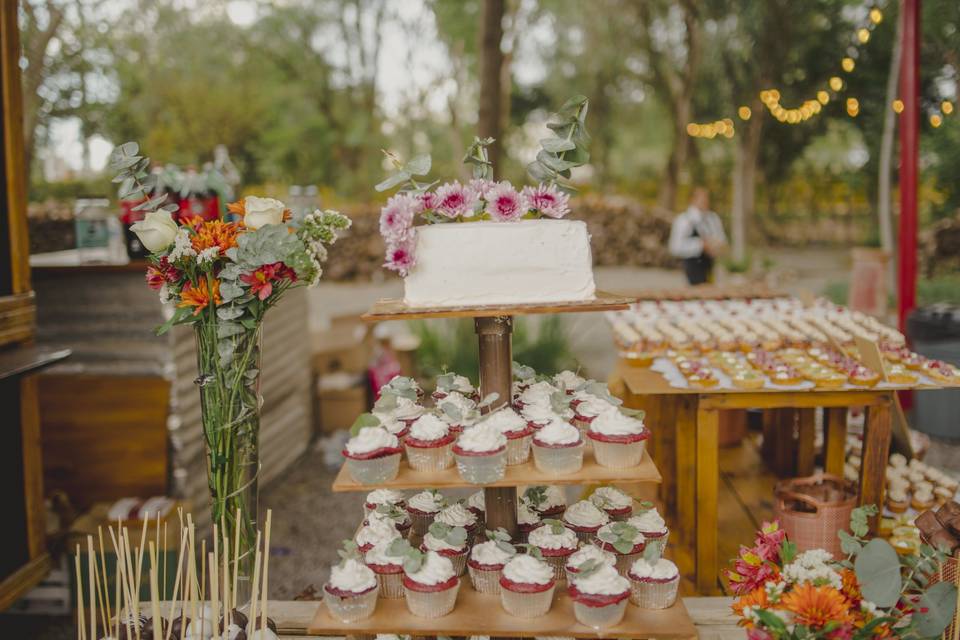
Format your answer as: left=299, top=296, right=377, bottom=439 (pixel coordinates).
left=361, top=291, right=632, bottom=321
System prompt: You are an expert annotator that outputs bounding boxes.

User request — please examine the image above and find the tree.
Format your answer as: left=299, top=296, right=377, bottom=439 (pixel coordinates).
left=477, top=0, right=505, bottom=176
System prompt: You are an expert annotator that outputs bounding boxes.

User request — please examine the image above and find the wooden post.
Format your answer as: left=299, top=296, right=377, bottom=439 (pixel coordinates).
left=898, top=0, right=920, bottom=332
left=823, top=407, right=848, bottom=477
left=796, top=409, right=816, bottom=477
left=475, top=316, right=517, bottom=538
left=675, top=396, right=697, bottom=545
left=695, top=406, right=720, bottom=595
left=860, top=396, right=893, bottom=532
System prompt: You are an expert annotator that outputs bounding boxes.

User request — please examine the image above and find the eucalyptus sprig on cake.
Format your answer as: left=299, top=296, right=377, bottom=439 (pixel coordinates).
left=111, top=141, right=351, bottom=603
left=485, top=528, right=519, bottom=556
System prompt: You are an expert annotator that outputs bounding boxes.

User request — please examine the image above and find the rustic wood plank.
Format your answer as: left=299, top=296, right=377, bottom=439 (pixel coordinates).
left=773, top=409, right=797, bottom=478
left=823, top=407, right=848, bottom=477
left=860, top=396, right=893, bottom=532
left=0, top=553, right=51, bottom=612
left=20, top=376, right=46, bottom=559
left=362, top=291, right=631, bottom=321
left=699, top=390, right=892, bottom=410
left=0, top=344, right=70, bottom=381
left=696, top=406, right=721, bottom=595
left=675, top=396, right=697, bottom=546
left=796, top=409, right=816, bottom=477
left=657, top=397, right=679, bottom=512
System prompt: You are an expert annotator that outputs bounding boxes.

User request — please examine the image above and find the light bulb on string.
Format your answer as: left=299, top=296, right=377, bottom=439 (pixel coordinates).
left=830, top=77, right=843, bottom=91
left=738, top=106, right=752, bottom=120
left=857, top=28, right=870, bottom=44
left=892, top=99, right=904, bottom=113
left=817, top=90, right=830, bottom=105
left=930, top=114, right=943, bottom=128
left=842, top=57, right=855, bottom=73
left=870, top=8, right=883, bottom=24
left=942, top=101, right=954, bottom=115
left=686, top=123, right=700, bottom=136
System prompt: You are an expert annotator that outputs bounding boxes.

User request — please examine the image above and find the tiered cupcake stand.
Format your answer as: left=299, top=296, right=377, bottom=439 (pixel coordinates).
left=309, top=293, right=698, bottom=639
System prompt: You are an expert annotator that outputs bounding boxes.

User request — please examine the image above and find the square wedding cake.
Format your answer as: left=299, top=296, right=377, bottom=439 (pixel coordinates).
left=403, top=219, right=597, bottom=308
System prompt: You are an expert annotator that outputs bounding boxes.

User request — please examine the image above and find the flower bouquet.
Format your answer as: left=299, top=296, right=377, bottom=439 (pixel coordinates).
left=110, top=142, right=351, bottom=603
left=727, top=506, right=957, bottom=640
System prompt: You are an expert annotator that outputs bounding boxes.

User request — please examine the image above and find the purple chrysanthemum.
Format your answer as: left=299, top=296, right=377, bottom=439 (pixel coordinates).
left=383, top=234, right=417, bottom=276
left=521, top=183, right=570, bottom=219
left=485, top=181, right=526, bottom=222
left=379, top=193, right=415, bottom=241
left=434, top=181, right=479, bottom=219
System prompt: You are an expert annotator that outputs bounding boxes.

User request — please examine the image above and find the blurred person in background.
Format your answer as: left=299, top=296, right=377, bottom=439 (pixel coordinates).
left=669, top=187, right=728, bottom=285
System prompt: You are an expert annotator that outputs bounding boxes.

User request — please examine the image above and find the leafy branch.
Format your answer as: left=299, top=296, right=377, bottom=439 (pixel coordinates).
left=375, top=150, right=434, bottom=193
left=463, top=136, right=495, bottom=180
left=526, top=95, right=591, bottom=191
left=109, top=141, right=178, bottom=214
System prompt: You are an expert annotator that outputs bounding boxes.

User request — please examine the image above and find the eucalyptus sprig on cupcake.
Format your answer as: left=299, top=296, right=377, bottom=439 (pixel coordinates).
left=342, top=415, right=403, bottom=485
left=367, top=502, right=413, bottom=539
left=323, top=540, right=379, bottom=623
left=468, top=528, right=517, bottom=594
left=590, top=486, right=634, bottom=521
left=406, top=489, right=447, bottom=536
left=523, top=485, right=567, bottom=518
left=433, top=372, right=478, bottom=402
left=389, top=540, right=461, bottom=619
left=420, top=521, right=470, bottom=576
left=565, top=544, right=617, bottom=584
left=436, top=501, right=480, bottom=544
left=372, top=391, right=424, bottom=439
left=627, top=542, right=679, bottom=610
left=595, top=520, right=647, bottom=575
left=527, top=519, right=579, bottom=583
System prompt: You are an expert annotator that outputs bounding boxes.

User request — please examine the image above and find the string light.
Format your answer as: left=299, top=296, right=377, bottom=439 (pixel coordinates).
left=817, top=91, right=830, bottom=105
left=846, top=98, right=860, bottom=117
left=930, top=114, right=943, bottom=128
left=857, top=28, right=870, bottom=44
left=869, top=8, right=883, bottom=24
left=830, top=76, right=844, bottom=91
left=942, top=101, right=954, bottom=115
left=687, top=118, right=735, bottom=139
left=892, top=99, right=904, bottom=113
left=738, top=106, right=752, bottom=120
left=842, top=57, right=856, bottom=73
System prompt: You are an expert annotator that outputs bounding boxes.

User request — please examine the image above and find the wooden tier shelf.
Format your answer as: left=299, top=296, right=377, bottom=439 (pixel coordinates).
left=333, top=450, right=661, bottom=492
left=361, top=291, right=632, bottom=321
left=309, top=586, right=697, bottom=639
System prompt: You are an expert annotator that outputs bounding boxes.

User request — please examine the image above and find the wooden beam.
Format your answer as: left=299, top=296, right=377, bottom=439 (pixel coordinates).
left=675, top=396, right=697, bottom=546
left=796, top=409, right=816, bottom=477
left=823, top=407, right=848, bottom=477
left=696, top=406, right=720, bottom=595
left=859, top=397, right=893, bottom=532
left=699, top=390, right=889, bottom=410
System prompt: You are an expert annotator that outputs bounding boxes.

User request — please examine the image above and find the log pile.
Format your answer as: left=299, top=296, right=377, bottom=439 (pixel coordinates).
left=921, top=213, right=960, bottom=277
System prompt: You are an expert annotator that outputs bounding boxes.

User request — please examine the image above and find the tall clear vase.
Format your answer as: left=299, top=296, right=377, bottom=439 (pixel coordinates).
left=194, top=322, right=262, bottom=608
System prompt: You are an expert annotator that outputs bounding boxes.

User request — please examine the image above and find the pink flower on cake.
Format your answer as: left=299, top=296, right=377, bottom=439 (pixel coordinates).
left=467, top=178, right=495, bottom=200
left=522, top=183, right=570, bottom=219
left=384, top=235, right=417, bottom=276
left=415, top=190, right=438, bottom=214
left=486, top=181, right=525, bottom=221
left=434, top=181, right=479, bottom=219
left=379, top=193, right=416, bottom=241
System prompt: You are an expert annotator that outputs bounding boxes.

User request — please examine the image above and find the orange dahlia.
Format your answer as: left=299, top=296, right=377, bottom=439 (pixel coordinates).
left=178, top=279, right=222, bottom=316
left=840, top=568, right=861, bottom=605
left=781, top=583, right=853, bottom=629
left=732, top=587, right=770, bottom=628
left=192, top=220, right=240, bottom=253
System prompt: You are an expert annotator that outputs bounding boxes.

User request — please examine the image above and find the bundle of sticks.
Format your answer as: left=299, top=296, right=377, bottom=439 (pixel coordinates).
left=72, top=508, right=277, bottom=640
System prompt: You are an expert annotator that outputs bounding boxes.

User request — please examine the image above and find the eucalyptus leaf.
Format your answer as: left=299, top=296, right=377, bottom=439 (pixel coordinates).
left=217, top=305, right=245, bottom=321
left=838, top=530, right=862, bottom=556
left=350, top=413, right=382, bottom=436
left=613, top=539, right=635, bottom=554
left=539, top=138, right=576, bottom=153
left=217, top=322, right=245, bottom=339
left=914, top=581, right=958, bottom=637
left=854, top=538, right=902, bottom=607
left=526, top=160, right=557, bottom=182
left=404, top=154, right=431, bottom=176
left=375, top=171, right=411, bottom=193
left=537, top=150, right=577, bottom=173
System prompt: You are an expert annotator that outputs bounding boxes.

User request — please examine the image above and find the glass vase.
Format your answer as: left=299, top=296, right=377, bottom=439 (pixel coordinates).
left=194, top=322, right=262, bottom=607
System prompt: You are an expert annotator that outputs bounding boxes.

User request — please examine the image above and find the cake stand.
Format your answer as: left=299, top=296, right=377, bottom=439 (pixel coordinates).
left=309, top=292, right=698, bottom=639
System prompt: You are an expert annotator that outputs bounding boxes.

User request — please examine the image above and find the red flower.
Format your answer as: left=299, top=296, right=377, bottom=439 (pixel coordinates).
left=747, top=628, right=773, bottom=640
left=146, top=257, right=180, bottom=290
left=240, top=262, right=297, bottom=301
left=725, top=546, right=781, bottom=595
left=754, top=521, right=786, bottom=562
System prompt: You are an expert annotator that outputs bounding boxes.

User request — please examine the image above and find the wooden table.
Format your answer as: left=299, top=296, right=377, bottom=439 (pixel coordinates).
left=613, top=363, right=937, bottom=595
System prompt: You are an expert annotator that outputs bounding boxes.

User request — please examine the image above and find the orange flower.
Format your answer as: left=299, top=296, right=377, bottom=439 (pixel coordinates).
left=226, top=200, right=246, bottom=216
left=840, top=568, right=861, bottom=605
left=781, top=583, right=853, bottom=629
left=178, top=279, right=222, bottom=316
left=192, top=220, right=240, bottom=253
left=732, top=587, right=769, bottom=628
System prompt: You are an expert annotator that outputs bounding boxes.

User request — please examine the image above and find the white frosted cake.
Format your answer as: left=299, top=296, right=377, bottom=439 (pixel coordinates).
left=403, top=219, right=597, bottom=308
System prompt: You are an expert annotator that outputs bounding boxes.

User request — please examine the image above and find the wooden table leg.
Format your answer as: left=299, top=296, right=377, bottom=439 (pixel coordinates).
left=656, top=396, right=679, bottom=513
left=859, top=395, right=893, bottom=532
left=675, top=396, right=697, bottom=546
left=824, top=407, right=848, bottom=477
left=796, top=408, right=816, bottom=477
left=695, top=405, right=720, bottom=595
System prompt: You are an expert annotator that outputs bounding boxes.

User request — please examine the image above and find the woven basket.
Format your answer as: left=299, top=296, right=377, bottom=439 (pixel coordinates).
left=926, top=550, right=960, bottom=640
left=774, top=473, right=857, bottom=558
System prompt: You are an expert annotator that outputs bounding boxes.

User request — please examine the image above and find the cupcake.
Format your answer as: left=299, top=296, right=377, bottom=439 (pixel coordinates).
left=886, top=489, right=909, bottom=514
left=499, top=554, right=557, bottom=618
left=420, top=523, right=469, bottom=576
left=365, top=542, right=405, bottom=598
left=554, top=370, right=586, bottom=395
left=517, top=380, right=560, bottom=410
left=521, top=404, right=572, bottom=431
left=595, top=521, right=646, bottom=575
left=366, top=504, right=413, bottom=539
left=562, top=500, right=610, bottom=543
left=627, top=557, right=680, bottom=609
left=356, top=517, right=401, bottom=553
left=467, top=490, right=486, bottom=527
left=405, top=414, right=456, bottom=472
left=569, top=564, right=631, bottom=629
left=517, top=501, right=542, bottom=542
left=571, top=393, right=615, bottom=434
left=528, top=521, right=579, bottom=583
left=524, top=486, right=567, bottom=519
left=912, top=489, right=935, bottom=511
left=406, top=490, right=446, bottom=536
left=323, top=557, right=378, bottom=622
left=364, top=489, right=407, bottom=516
left=342, top=427, right=403, bottom=485
left=482, top=407, right=534, bottom=465
left=628, top=507, right=669, bottom=553
left=468, top=531, right=516, bottom=594
left=381, top=416, right=411, bottom=442
left=436, top=502, right=479, bottom=544
left=586, top=409, right=650, bottom=469
left=532, top=418, right=584, bottom=476
left=374, top=395, right=425, bottom=430
left=433, top=373, right=477, bottom=401
left=380, top=375, right=424, bottom=401
left=402, top=551, right=460, bottom=618
left=590, top=487, right=633, bottom=521
left=436, top=391, right=479, bottom=434
left=564, top=544, right=616, bottom=584
left=453, top=423, right=508, bottom=484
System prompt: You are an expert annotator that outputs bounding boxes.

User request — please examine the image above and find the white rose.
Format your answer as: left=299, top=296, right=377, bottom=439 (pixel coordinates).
left=243, top=196, right=286, bottom=229
left=130, top=210, right=178, bottom=253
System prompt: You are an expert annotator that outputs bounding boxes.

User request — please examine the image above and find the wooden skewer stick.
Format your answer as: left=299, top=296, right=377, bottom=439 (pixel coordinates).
left=86, top=536, right=97, bottom=640
left=148, top=542, right=162, bottom=640
left=97, top=527, right=113, bottom=633
left=162, top=521, right=168, bottom=601
left=114, top=552, right=122, bottom=639
left=134, top=515, right=149, bottom=639
left=108, top=526, right=134, bottom=640
left=209, top=551, right=219, bottom=640
left=163, top=528, right=188, bottom=640
left=199, top=540, right=207, bottom=636
left=232, top=507, right=241, bottom=610
left=261, top=509, right=273, bottom=633
left=248, top=530, right=262, bottom=636
left=75, top=546, right=86, bottom=640
left=221, top=518, right=231, bottom=631
left=187, top=515, right=198, bottom=637
left=122, top=529, right=140, bottom=640
left=90, top=540, right=108, bottom=640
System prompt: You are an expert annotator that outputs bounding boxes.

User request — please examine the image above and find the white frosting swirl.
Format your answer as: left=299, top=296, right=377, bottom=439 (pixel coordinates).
left=502, top=554, right=554, bottom=585
left=408, top=490, right=445, bottom=513
left=437, top=391, right=477, bottom=419
left=365, top=542, right=400, bottom=567
left=589, top=410, right=646, bottom=437
left=345, top=427, right=399, bottom=456
left=470, top=540, right=514, bottom=566
left=366, top=508, right=409, bottom=529
left=517, top=502, right=541, bottom=526
left=575, top=397, right=615, bottom=419
left=572, top=564, right=629, bottom=595
left=563, top=501, right=610, bottom=528
left=542, top=486, right=566, bottom=509
left=522, top=404, right=570, bottom=424
left=519, top=381, right=559, bottom=407
left=628, top=558, right=679, bottom=580
left=409, top=414, right=450, bottom=441
left=628, top=509, right=667, bottom=534
left=456, top=422, right=507, bottom=453
left=423, top=531, right=464, bottom=553
left=329, top=558, right=377, bottom=593
left=436, top=503, right=477, bottom=528
left=450, top=375, right=475, bottom=393
left=566, top=545, right=616, bottom=570
left=481, top=407, right=528, bottom=435
left=590, top=487, right=632, bottom=510
left=405, top=551, right=456, bottom=585
left=468, top=490, right=485, bottom=512
left=381, top=418, right=409, bottom=436
left=534, top=419, right=581, bottom=446
left=528, top=524, right=578, bottom=550
left=366, top=489, right=405, bottom=506
left=356, top=519, right=401, bottom=548
left=554, top=370, right=586, bottom=391
left=389, top=397, right=424, bottom=421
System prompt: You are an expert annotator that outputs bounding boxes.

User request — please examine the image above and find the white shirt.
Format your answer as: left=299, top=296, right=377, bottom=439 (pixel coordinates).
left=668, top=206, right=726, bottom=259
